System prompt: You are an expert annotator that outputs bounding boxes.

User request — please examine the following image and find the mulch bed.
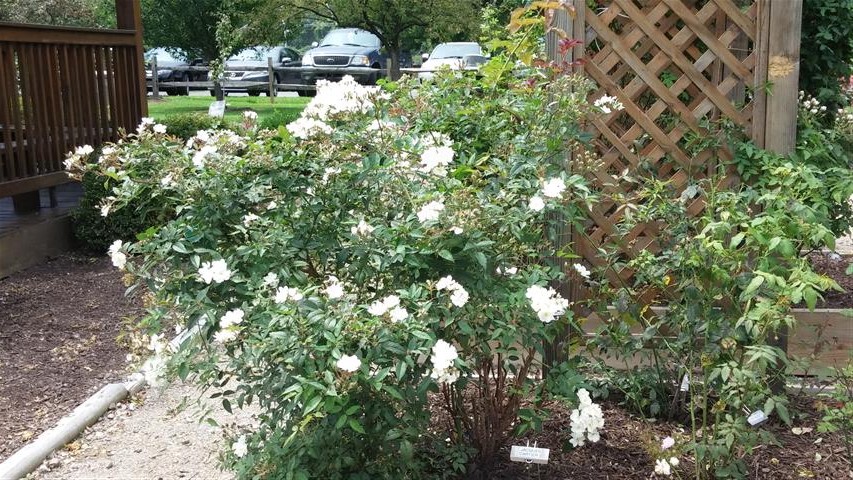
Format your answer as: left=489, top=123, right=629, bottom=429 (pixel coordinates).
left=0, top=254, right=140, bottom=461
left=488, top=395, right=849, bottom=479
left=809, top=252, right=852, bottom=308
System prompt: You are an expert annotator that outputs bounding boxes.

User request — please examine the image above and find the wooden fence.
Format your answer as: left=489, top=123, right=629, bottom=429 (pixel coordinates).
left=0, top=0, right=146, bottom=204
left=544, top=0, right=802, bottom=290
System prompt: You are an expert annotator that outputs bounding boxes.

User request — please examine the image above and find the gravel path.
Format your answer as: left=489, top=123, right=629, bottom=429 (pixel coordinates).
left=31, top=382, right=255, bottom=480
left=837, top=228, right=853, bottom=254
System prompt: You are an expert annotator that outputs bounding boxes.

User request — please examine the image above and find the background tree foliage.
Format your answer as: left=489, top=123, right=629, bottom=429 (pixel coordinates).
left=0, top=0, right=114, bottom=27
left=799, top=0, right=853, bottom=113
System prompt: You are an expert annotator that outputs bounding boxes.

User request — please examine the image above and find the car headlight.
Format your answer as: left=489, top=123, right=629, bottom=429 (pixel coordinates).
left=350, top=55, right=370, bottom=66
left=302, top=54, right=313, bottom=66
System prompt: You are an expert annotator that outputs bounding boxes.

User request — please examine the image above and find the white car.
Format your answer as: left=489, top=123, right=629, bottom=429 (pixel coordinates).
left=418, top=42, right=487, bottom=79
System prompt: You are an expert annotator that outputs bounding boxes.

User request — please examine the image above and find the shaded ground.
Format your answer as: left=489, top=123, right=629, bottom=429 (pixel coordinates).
left=491, top=396, right=849, bottom=479
left=809, top=252, right=853, bottom=308
left=0, top=254, right=140, bottom=460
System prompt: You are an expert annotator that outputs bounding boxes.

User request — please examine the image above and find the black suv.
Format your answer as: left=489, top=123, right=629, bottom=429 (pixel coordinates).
left=301, top=28, right=411, bottom=88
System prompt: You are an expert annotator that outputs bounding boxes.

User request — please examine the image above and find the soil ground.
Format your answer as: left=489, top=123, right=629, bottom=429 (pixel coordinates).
left=0, top=254, right=140, bottom=461
left=809, top=252, right=853, bottom=308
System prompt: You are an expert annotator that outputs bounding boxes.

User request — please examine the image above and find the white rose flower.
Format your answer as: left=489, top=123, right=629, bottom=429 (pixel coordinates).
left=542, top=178, right=566, bottom=198
left=417, top=200, right=445, bottom=223
left=242, top=213, right=260, bottom=227
left=528, top=196, right=545, bottom=212
left=153, top=124, right=167, bottom=134
left=219, top=309, right=245, bottom=329
left=336, top=354, right=361, bottom=372
left=573, top=263, right=591, bottom=279
left=198, top=259, right=232, bottom=284
left=233, top=435, right=248, bottom=458
left=275, top=286, right=303, bottom=303
left=389, top=306, right=408, bottom=322
left=654, top=458, right=672, bottom=476
left=325, top=276, right=345, bottom=300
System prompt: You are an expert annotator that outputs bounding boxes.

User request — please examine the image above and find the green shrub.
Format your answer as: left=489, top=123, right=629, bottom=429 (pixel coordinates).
left=799, top=0, right=853, bottom=113
left=258, top=108, right=301, bottom=130
left=160, top=112, right=225, bottom=140
left=71, top=172, right=153, bottom=252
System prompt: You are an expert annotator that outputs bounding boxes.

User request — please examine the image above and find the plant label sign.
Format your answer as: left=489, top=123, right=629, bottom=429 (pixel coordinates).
left=209, top=101, right=226, bottom=118
left=510, top=445, right=550, bottom=464
left=747, top=409, right=768, bottom=426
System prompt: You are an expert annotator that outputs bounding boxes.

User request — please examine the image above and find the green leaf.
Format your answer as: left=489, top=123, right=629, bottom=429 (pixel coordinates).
left=730, top=233, right=745, bottom=248
left=803, top=287, right=818, bottom=311
left=744, top=275, right=765, bottom=296
left=222, top=398, right=232, bottom=414
left=438, top=249, right=454, bottom=262
left=348, top=418, right=366, bottom=434
left=304, top=395, right=323, bottom=414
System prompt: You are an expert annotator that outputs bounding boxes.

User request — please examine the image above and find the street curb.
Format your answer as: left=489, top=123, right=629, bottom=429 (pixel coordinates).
left=0, top=326, right=196, bottom=480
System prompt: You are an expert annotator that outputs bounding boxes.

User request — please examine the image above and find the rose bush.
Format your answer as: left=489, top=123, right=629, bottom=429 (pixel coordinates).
left=68, top=48, right=607, bottom=477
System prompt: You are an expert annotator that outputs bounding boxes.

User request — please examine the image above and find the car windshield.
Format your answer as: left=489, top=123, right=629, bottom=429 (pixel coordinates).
left=320, top=29, right=379, bottom=48
left=430, top=43, right=482, bottom=59
left=229, top=47, right=276, bottom=61
left=144, top=48, right=184, bottom=63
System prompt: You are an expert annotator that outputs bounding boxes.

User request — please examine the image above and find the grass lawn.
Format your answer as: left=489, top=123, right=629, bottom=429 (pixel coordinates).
left=147, top=96, right=309, bottom=126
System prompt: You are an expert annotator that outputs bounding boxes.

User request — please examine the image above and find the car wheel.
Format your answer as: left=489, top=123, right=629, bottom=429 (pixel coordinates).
left=248, top=90, right=261, bottom=97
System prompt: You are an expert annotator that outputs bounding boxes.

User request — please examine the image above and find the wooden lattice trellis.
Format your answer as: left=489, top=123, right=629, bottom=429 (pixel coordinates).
left=547, top=0, right=802, bottom=292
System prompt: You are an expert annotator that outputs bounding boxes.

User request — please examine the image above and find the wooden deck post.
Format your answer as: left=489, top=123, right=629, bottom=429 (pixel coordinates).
left=753, top=0, right=803, bottom=389
left=115, top=0, right=148, bottom=118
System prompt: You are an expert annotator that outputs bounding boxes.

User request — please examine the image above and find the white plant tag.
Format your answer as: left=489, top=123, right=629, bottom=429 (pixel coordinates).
left=208, top=100, right=226, bottom=118
left=747, top=409, right=768, bottom=426
left=680, top=374, right=690, bottom=392
left=510, top=445, right=550, bottom=464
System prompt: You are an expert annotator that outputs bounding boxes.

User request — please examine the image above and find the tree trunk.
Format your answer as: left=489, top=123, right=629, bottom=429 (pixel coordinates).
left=388, top=45, right=402, bottom=81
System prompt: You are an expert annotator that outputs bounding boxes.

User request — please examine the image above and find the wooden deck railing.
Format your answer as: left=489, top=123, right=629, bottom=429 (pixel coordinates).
left=0, top=0, right=146, bottom=200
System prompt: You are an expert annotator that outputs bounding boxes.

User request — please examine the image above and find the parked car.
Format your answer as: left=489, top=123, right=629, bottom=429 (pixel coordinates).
left=216, top=46, right=302, bottom=96
left=144, top=48, right=206, bottom=96
left=418, top=42, right=487, bottom=80
left=300, top=28, right=411, bottom=91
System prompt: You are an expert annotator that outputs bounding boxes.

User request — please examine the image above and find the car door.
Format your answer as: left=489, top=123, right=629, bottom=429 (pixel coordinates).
left=280, top=47, right=302, bottom=84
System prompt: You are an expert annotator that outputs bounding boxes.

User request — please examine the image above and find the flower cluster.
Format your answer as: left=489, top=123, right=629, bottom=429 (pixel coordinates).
left=435, top=275, right=470, bottom=307
left=233, top=435, right=248, bottom=458
left=654, top=457, right=679, bottom=476
left=593, top=94, right=624, bottom=114
left=274, top=286, right=303, bottom=303
left=528, top=177, right=568, bottom=212
left=799, top=91, right=827, bottom=114
left=286, top=117, right=333, bottom=140
left=572, top=263, right=591, bottom=279
left=214, top=308, right=244, bottom=344
left=418, top=145, right=455, bottom=176
left=302, top=75, right=377, bottom=120
left=108, top=240, right=127, bottom=270
left=525, top=285, right=569, bottom=323
left=367, top=294, right=409, bottom=322
left=350, top=219, right=375, bottom=237
left=198, top=259, right=232, bottom=284
left=63, top=144, right=95, bottom=171
left=429, top=339, right=460, bottom=384
left=569, top=388, right=604, bottom=447
left=242, top=110, right=258, bottom=130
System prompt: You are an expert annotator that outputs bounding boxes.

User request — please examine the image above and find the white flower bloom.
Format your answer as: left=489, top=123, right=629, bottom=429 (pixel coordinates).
left=418, top=145, right=454, bottom=176
left=302, top=75, right=377, bottom=121
left=192, top=145, right=218, bottom=168
left=267, top=201, right=278, bottom=210
left=450, top=287, right=469, bottom=308
left=63, top=156, right=78, bottom=171
left=654, top=458, right=672, bottom=476
left=417, top=200, right=445, bottom=223
left=382, top=295, right=400, bottom=309
left=147, top=333, right=166, bottom=354
left=367, top=300, right=389, bottom=316
left=198, top=259, right=232, bottom=284
left=337, top=354, right=361, bottom=372
left=350, top=219, right=375, bottom=237
left=526, top=285, right=569, bottom=323
left=101, top=146, right=116, bottom=156
left=573, top=263, right=591, bottom=279
left=99, top=202, right=111, bottom=217
left=143, top=354, right=168, bottom=388
left=594, top=94, right=624, bottom=114
left=219, top=309, right=244, bottom=329
left=325, top=276, right=345, bottom=300
left=569, top=388, right=604, bottom=448
left=661, top=436, right=675, bottom=450
left=275, top=286, right=303, bottom=303
left=431, top=340, right=458, bottom=371
left=496, top=266, right=518, bottom=276
left=435, top=275, right=459, bottom=291
left=286, top=117, right=333, bottom=139
left=669, top=457, right=679, bottom=467
left=528, top=196, right=545, bottom=212
left=542, top=178, right=566, bottom=198
left=108, top=241, right=127, bottom=270
left=243, top=110, right=258, bottom=120
left=322, top=167, right=341, bottom=183
left=75, top=145, right=94, bottom=156
left=153, top=124, right=167, bottom=134
left=213, top=329, right=238, bottom=344
left=450, top=226, right=464, bottom=235
left=242, top=213, right=260, bottom=227
left=389, top=306, right=409, bottom=322
left=262, top=272, right=279, bottom=288
left=233, top=436, right=248, bottom=458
